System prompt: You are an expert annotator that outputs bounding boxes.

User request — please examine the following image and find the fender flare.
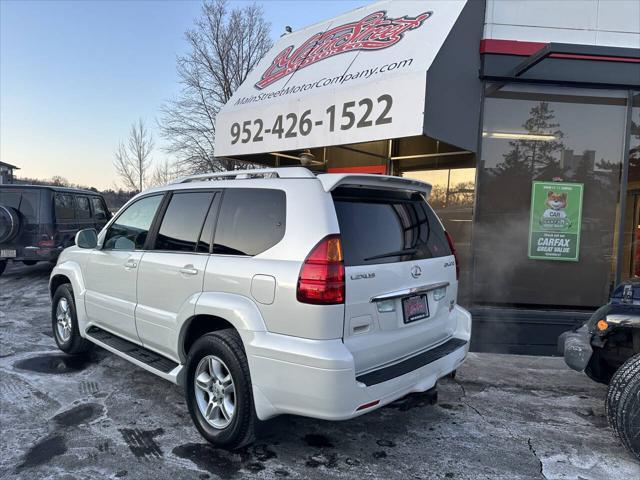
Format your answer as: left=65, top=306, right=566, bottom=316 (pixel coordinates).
left=50, top=261, right=89, bottom=334
left=176, top=291, right=267, bottom=363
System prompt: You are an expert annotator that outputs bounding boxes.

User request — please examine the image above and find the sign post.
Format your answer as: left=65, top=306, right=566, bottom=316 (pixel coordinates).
left=528, top=181, right=584, bottom=262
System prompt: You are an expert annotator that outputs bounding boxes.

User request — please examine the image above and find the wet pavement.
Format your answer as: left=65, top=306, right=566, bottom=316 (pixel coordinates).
left=0, top=261, right=638, bottom=479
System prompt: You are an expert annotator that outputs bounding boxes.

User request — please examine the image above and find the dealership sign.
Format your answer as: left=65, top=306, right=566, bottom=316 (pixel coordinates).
left=528, top=181, right=584, bottom=262
left=215, top=0, right=468, bottom=157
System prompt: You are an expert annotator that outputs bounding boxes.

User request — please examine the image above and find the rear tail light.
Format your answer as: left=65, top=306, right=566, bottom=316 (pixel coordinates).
left=444, top=231, right=459, bottom=281
left=37, top=237, right=55, bottom=248
left=297, top=234, right=345, bottom=305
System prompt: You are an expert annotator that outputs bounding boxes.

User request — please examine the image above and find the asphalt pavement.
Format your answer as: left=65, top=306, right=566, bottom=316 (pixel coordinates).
left=0, top=261, right=638, bottom=479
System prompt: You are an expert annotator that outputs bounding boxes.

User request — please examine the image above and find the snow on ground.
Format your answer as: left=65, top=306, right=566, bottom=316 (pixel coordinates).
left=1, top=261, right=638, bottom=479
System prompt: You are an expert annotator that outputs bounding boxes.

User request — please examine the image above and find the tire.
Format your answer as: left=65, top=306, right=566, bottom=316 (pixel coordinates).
left=51, top=284, right=92, bottom=354
left=0, top=260, right=6, bottom=277
left=615, top=360, right=640, bottom=461
left=185, top=329, right=256, bottom=449
left=22, top=260, right=37, bottom=266
left=606, top=354, right=640, bottom=435
left=0, top=205, right=20, bottom=243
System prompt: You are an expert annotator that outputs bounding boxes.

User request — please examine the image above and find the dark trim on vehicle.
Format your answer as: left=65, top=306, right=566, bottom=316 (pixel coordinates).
left=86, top=326, right=178, bottom=373
left=470, top=306, right=593, bottom=355
left=355, top=338, right=467, bottom=386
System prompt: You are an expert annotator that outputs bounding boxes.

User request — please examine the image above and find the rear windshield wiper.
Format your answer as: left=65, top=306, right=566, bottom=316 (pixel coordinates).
left=364, top=248, right=417, bottom=262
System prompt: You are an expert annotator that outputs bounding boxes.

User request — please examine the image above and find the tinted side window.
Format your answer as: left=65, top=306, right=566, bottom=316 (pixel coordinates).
left=103, top=195, right=163, bottom=250
left=90, top=197, right=109, bottom=220
left=154, top=192, right=214, bottom=252
left=54, top=194, right=75, bottom=220
left=75, top=196, right=91, bottom=219
left=213, top=189, right=286, bottom=256
left=333, top=188, right=451, bottom=266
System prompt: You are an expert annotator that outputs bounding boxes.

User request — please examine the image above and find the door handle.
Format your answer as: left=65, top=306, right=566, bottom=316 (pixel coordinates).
left=124, top=259, right=138, bottom=269
left=179, top=265, right=198, bottom=276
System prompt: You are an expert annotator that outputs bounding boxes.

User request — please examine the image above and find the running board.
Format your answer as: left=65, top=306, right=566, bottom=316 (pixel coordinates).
left=85, top=326, right=183, bottom=383
left=356, top=338, right=468, bottom=387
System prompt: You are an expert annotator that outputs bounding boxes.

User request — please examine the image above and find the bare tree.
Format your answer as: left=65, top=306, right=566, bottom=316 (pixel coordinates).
left=114, top=119, right=154, bottom=191
left=150, top=158, right=182, bottom=186
left=159, top=0, right=272, bottom=173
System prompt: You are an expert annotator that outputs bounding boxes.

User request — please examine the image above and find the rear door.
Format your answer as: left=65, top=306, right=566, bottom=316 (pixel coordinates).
left=54, top=193, right=79, bottom=248
left=333, top=187, right=457, bottom=375
left=0, top=188, right=40, bottom=251
left=135, top=190, right=218, bottom=359
left=74, top=195, right=93, bottom=231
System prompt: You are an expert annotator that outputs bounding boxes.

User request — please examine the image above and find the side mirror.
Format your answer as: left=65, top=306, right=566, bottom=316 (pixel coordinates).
left=75, top=228, right=98, bottom=249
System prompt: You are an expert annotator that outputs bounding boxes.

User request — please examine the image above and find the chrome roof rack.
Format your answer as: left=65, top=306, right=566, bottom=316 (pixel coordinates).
left=171, top=167, right=316, bottom=184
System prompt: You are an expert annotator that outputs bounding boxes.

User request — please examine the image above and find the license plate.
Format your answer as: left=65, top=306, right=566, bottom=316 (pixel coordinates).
left=402, top=294, right=429, bottom=324
left=1, top=249, right=16, bottom=258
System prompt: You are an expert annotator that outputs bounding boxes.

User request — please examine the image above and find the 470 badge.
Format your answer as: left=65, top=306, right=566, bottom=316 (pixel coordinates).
left=528, top=181, right=584, bottom=262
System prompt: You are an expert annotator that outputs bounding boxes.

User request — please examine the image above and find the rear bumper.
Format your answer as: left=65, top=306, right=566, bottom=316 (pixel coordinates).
left=0, top=246, right=61, bottom=262
left=558, top=326, right=593, bottom=372
left=243, top=305, right=471, bottom=421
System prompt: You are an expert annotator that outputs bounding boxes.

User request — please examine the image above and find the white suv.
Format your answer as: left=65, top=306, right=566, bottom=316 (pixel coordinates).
left=49, top=167, right=471, bottom=448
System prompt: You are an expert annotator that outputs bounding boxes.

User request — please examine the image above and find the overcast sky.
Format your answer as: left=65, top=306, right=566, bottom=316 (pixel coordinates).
left=0, top=0, right=369, bottom=189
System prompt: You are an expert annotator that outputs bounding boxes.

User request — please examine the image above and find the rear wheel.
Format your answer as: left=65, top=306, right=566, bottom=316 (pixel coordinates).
left=185, top=329, right=256, bottom=449
left=0, top=260, right=6, bottom=277
left=51, top=284, right=92, bottom=354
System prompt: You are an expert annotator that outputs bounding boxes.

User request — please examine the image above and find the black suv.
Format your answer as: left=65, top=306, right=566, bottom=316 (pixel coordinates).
left=0, top=185, right=111, bottom=275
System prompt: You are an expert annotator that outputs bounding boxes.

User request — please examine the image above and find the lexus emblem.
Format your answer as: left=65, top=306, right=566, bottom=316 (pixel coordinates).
left=410, top=265, right=422, bottom=279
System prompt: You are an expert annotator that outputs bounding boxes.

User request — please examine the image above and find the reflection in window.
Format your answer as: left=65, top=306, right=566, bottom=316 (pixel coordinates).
left=402, top=167, right=476, bottom=305
left=213, top=189, right=286, bottom=256
left=475, top=84, right=627, bottom=308
left=103, top=195, right=162, bottom=250
left=55, top=195, right=75, bottom=220
left=154, top=192, right=214, bottom=252
left=75, top=196, right=91, bottom=219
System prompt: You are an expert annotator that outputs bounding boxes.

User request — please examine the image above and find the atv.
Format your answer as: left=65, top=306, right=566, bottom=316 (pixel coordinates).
left=559, top=281, right=640, bottom=461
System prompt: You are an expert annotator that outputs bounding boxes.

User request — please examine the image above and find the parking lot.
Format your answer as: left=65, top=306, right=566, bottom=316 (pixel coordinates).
left=0, top=262, right=638, bottom=480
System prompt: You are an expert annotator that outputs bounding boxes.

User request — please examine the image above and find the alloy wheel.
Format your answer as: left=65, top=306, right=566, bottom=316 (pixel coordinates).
left=194, top=355, right=236, bottom=429
left=55, top=297, right=72, bottom=342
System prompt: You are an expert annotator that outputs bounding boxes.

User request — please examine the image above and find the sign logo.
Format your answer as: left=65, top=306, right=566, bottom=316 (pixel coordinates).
left=528, top=181, right=584, bottom=262
left=411, top=265, right=422, bottom=279
left=255, top=10, right=433, bottom=90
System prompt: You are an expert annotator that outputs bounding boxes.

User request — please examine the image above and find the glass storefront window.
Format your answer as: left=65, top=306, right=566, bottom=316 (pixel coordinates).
left=619, top=92, right=640, bottom=282
left=403, top=166, right=476, bottom=306
left=475, top=84, right=628, bottom=308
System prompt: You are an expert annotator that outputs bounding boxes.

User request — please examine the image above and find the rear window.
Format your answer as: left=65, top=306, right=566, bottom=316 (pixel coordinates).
left=0, top=189, right=39, bottom=221
left=213, top=188, right=286, bottom=256
left=333, top=187, right=451, bottom=266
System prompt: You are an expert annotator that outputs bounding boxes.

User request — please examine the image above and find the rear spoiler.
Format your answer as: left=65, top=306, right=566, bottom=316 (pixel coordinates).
left=316, top=173, right=432, bottom=198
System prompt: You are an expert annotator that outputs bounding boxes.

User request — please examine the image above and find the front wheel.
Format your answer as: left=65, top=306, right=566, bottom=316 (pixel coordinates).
left=51, top=284, right=92, bottom=354
left=0, top=260, right=6, bottom=276
left=185, top=329, right=256, bottom=449
left=606, top=354, right=640, bottom=461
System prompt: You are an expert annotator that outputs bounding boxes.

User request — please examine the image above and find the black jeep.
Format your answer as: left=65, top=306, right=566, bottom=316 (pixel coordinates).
left=559, top=281, right=640, bottom=461
left=0, top=185, right=111, bottom=275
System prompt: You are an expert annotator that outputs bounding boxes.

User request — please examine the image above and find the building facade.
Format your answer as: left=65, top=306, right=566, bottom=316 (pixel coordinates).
left=216, top=0, right=640, bottom=354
